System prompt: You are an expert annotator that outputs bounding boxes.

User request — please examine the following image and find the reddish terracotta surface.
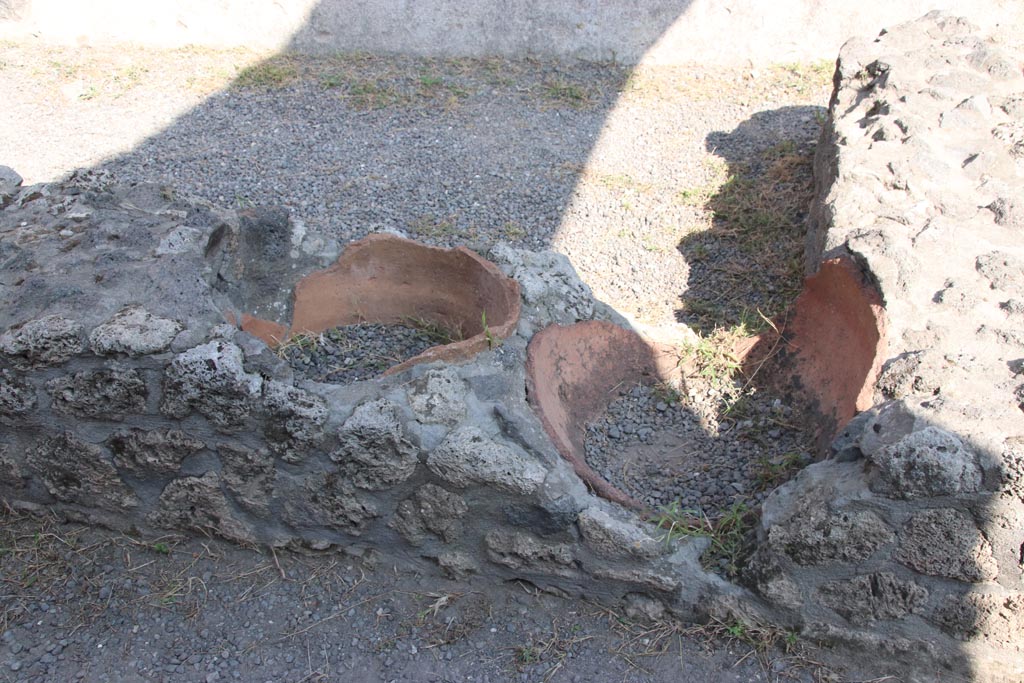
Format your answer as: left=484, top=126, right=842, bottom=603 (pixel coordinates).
left=525, top=321, right=681, bottom=509
left=240, top=314, right=288, bottom=346
left=741, top=256, right=887, bottom=437
left=240, top=234, right=521, bottom=374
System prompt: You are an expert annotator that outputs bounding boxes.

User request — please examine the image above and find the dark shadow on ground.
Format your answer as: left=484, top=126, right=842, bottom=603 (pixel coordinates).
left=89, top=0, right=695, bottom=256
left=676, top=106, right=825, bottom=336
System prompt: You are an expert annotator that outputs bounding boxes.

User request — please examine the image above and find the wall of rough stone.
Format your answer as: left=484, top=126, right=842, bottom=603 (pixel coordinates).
left=745, top=12, right=1024, bottom=682
left=0, top=0, right=1020, bottom=66
left=0, top=168, right=742, bottom=631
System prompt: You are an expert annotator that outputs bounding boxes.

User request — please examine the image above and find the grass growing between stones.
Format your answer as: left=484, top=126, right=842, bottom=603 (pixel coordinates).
left=653, top=501, right=755, bottom=578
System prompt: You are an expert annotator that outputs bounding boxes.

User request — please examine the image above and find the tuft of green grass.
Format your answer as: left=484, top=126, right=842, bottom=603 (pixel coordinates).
left=403, top=316, right=463, bottom=345
left=234, top=59, right=297, bottom=88
left=274, top=331, right=324, bottom=358
left=653, top=501, right=753, bottom=577
left=481, top=311, right=501, bottom=350
left=540, top=78, right=591, bottom=108
left=345, top=78, right=407, bottom=109
left=651, top=381, right=683, bottom=406
left=685, top=333, right=742, bottom=388
left=754, top=452, right=807, bottom=489
left=409, top=214, right=457, bottom=238
left=500, top=221, right=527, bottom=240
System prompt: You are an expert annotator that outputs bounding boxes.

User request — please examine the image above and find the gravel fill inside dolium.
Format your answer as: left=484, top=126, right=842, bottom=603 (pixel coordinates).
left=583, top=384, right=813, bottom=516
left=279, top=322, right=453, bottom=384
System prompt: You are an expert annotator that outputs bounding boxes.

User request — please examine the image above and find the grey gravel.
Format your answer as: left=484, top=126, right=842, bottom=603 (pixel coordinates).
left=584, top=384, right=813, bottom=515
left=280, top=322, right=450, bottom=384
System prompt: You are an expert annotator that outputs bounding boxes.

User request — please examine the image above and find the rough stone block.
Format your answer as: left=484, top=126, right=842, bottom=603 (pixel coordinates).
left=389, top=483, right=467, bottom=545
left=0, top=445, right=24, bottom=488
left=261, top=380, right=327, bottom=463
left=868, top=426, right=982, bottom=499
left=0, top=315, right=84, bottom=367
left=26, top=433, right=137, bottom=510
left=406, top=367, right=466, bottom=425
left=89, top=305, right=182, bottom=356
left=149, top=472, right=254, bottom=543
left=819, top=572, right=928, bottom=624
left=283, top=472, right=378, bottom=536
left=576, top=507, right=664, bottom=560
left=999, top=436, right=1023, bottom=503
left=435, top=551, right=478, bottom=579
left=219, top=444, right=275, bottom=517
left=932, top=589, right=1023, bottom=642
left=108, top=428, right=204, bottom=476
left=742, top=548, right=804, bottom=611
left=502, top=495, right=581, bottom=536
left=428, top=427, right=546, bottom=495
left=976, top=251, right=1024, bottom=298
left=0, top=165, right=21, bottom=208
left=896, top=508, right=998, bottom=582
left=47, top=367, right=147, bottom=420
left=0, top=369, right=36, bottom=416
left=484, top=529, right=577, bottom=577
left=769, top=507, right=894, bottom=566
left=160, top=340, right=263, bottom=429
left=331, top=398, right=417, bottom=491
left=489, top=244, right=595, bottom=326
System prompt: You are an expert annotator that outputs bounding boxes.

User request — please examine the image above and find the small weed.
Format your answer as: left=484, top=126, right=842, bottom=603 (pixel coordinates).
left=319, top=72, right=346, bottom=89
left=688, top=243, right=710, bottom=261
left=651, top=381, right=682, bottom=405
left=419, top=74, right=443, bottom=88
left=275, top=332, right=324, bottom=358
left=151, top=542, right=171, bottom=555
left=541, top=78, right=590, bottom=108
left=685, top=333, right=742, bottom=389
left=653, top=501, right=753, bottom=577
left=481, top=311, right=501, bottom=350
left=597, top=173, right=651, bottom=192
left=234, top=60, right=297, bottom=88
left=500, top=221, right=527, bottom=240
left=409, top=214, right=457, bottom=238
left=403, top=316, right=463, bottom=345
left=726, top=620, right=747, bottom=639
left=505, top=618, right=593, bottom=680
left=754, top=452, right=807, bottom=489
left=345, top=78, right=407, bottom=109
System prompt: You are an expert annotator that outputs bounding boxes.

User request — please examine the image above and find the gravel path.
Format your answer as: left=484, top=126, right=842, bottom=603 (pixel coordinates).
left=0, top=41, right=867, bottom=683
left=0, top=43, right=831, bottom=330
